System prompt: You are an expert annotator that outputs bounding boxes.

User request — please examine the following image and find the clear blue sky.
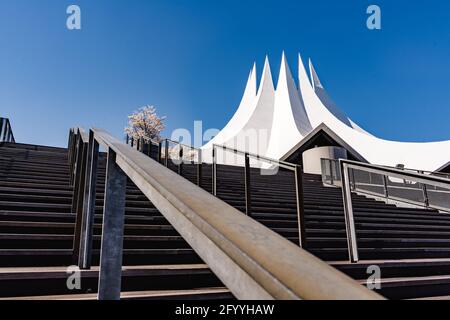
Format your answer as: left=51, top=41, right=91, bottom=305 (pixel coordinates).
left=1, top=0, right=449, bottom=147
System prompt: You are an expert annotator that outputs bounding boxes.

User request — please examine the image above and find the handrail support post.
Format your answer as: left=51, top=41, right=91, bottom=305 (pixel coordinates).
left=78, top=130, right=99, bottom=269
left=98, top=149, right=127, bottom=300
left=295, top=165, right=306, bottom=248
left=340, top=161, right=359, bottom=263
left=244, top=153, right=252, bottom=216
left=212, top=146, right=217, bottom=196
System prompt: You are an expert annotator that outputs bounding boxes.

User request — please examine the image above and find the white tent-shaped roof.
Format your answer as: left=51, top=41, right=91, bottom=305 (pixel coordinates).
left=201, top=53, right=450, bottom=172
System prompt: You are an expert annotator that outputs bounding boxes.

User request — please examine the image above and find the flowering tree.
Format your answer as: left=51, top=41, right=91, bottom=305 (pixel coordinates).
left=125, top=106, right=166, bottom=142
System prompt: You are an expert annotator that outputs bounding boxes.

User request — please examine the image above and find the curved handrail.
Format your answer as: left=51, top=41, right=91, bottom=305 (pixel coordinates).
left=70, top=128, right=383, bottom=300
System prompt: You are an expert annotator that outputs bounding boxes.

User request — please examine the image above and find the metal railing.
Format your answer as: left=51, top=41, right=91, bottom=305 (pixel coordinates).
left=162, top=139, right=202, bottom=184
left=68, top=128, right=382, bottom=300
left=0, top=118, right=15, bottom=143
left=321, top=158, right=450, bottom=263
left=125, top=134, right=162, bottom=162
left=212, top=144, right=306, bottom=248
left=125, top=135, right=203, bottom=187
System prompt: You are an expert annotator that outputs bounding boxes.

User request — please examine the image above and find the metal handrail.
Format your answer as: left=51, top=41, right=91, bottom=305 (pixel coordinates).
left=213, top=144, right=297, bottom=170
left=125, top=134, right=160, bottom=148
left=321, top=158, right=450, bottom=263
left=212, top=144, right=306, bottom=248
left=0, top=118, right=15, bottom=143
left=162, top=139, right=203, bottom=185
left=125, top=135, right=204, bottom=187
left=68, top=128, right=382, bottom=300
left=379, top=163, right=450, bottom=180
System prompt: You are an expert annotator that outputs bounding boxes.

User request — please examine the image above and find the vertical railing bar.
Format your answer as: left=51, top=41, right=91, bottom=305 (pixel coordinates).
left=178, top=145, right=184, bottom=176
left=4, top=119, right=9, bottom=142
left=420, top=171, right=430, bottom=207
left=165, top=139, right=169, bottom=168
left=330, top=161, right=334, bottom=185
left=158, top=141, right=162, bottom=164
left=71, top=133, right=82, bottom=202
left=212, top=145, right=217, bottom=196
left=148, top=140, right=152, bottom=158
left=340, top=162, right=359, bottom=263
left=244, top=153, right=252, bottom=216
left=295, top=165, right=306, bottom=248
left=67, top=130, right=73, bottom=165
left=79, top=130, right=99, bottom=269
left=72, top=137, right=88, bottom=264
left=3, top=118, right=7, bottom=141
left=0, top=119, right=4, bottom=141
left=3, top=119, right=8, bottom=142
left=68, top=131, right=76, bottom=185
left=4, top=120, right=9, bottom=142
left=351, top=168, right=356, bottom=191
left=197, top=149, right=202, bottom=187
left=98, top=149, right=127, bottom=300
left=383, top=175, right=389, bottom=198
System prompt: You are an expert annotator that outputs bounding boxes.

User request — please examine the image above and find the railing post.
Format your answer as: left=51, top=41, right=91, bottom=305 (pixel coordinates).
left=7, top=120, right=12, bottom=142
left=420, top=171, right=430, bottom=207
left=2, top=120, right=9, bottom=142
left=178, top=146, right=184, bottom=176
left=0, top=119, right=4, bottom=141
left=197, top=149, right=203, bottom=187
left=67, top=130, right=74, bottom=165
left=98, top=149, right=127, bottom=300
left=158, top=142, right=162, bottom=164
left=340, top=161, right=359, bottom=263
left=165, top=139, right=169, bottom=167
left=71, top=133, right=81, bottom=194
left=140, top=137, right=145, bottom=153
left=78, top=130, right=99, bottom=269
left=383, top=175, right=389, bottom=198
left=4, top=121, right=9, bottom=142
left=72, top=134, right=88, bottom=264
left=244, top=153, right=252, bottom=216
left=295, top=165, right=307, bottom=248
left=350, top=168, right=356, bottom=191
left=329, top=160, right=334, bottom=185
left=212, top=146, right=217, bottom=196
left=69, top=131, right=77, bottom=186
left=148, top=141, right=153, bottom=158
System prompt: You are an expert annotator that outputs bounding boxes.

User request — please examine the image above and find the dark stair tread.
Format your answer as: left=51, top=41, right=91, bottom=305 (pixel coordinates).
left=0, top=288, right=232, bottom=300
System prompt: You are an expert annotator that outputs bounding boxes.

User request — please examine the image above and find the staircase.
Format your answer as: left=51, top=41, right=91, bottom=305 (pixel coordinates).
left=175, top=163, right=450, bottom=300
left=2, top=140, right=450, bottom=300
left=0, top=142, right=232, bottom=300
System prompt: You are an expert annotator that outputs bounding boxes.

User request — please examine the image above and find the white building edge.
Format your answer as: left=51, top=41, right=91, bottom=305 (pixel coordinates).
left=202, top=53, right=450, bottom=173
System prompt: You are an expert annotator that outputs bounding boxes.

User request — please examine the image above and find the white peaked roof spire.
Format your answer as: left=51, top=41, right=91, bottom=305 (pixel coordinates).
left=202, top=62, right=257, bottom=150
left=308, top=58, right=352, bottom=127
left=265, top=52, right=312, bottom=159
left=233, top=55, right=275, bottom=155
left=202, top=53, right=450, bottom=172
left=309, top=59, right=323, bottom=90
left=308, top=59, right=373, bottom=135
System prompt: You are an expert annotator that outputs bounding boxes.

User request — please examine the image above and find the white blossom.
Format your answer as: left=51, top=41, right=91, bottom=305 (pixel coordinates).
left=125, top=106, right=166, bottom=142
